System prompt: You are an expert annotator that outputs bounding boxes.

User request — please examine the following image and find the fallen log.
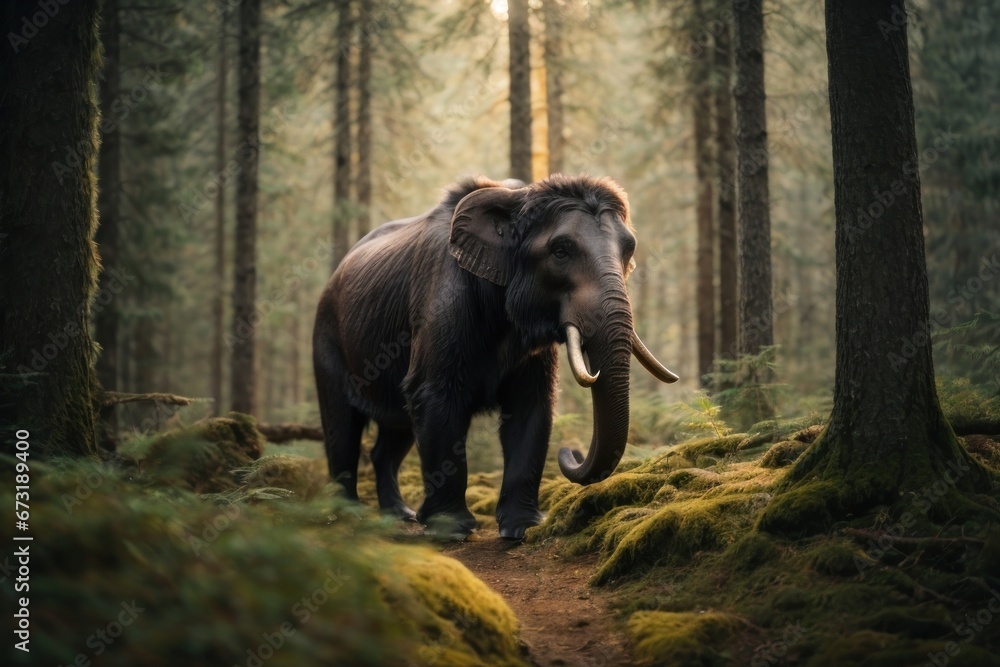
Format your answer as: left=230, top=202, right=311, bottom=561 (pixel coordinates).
left=258, top=422, right=324, bottom=443
left=101, top=391, right=207, bottom=408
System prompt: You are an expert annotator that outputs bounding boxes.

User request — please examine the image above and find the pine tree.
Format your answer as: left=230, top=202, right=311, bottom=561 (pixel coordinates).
left=714, top=10, right=737, bottom=362
left=692, top=0, right=716, bottom=386
left=231, top=0, right=263, bottom=415
left=211, top=7, right=229, bottom=415
left=733, top=0, right=773, bottom=361
left=760, top=0, right=993, bottom=535
left=95, top=0, right=122, bottom=438
left=1, top=0, right=103, bottom=457
left=508, top=0, right=532, bottom=182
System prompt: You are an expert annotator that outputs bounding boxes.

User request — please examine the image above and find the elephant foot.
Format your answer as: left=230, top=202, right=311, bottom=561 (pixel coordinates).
left=497, top=508, right=545, bottom=542
left=381, top=503, right=418, bottom=523
left=417, top=506, right=478, bottom=541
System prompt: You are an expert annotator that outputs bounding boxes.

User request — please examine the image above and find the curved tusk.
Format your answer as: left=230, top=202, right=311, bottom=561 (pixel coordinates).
left=631, top=331, right=680, bottom=383
left=565, top=325, right=600, bottom=387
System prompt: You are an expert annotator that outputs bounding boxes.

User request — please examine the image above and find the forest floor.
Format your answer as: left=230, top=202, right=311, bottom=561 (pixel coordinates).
left=444, top=536, right=632, bottom=667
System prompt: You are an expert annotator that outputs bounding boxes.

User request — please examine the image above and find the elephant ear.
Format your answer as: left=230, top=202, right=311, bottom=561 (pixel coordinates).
left=449, top=186, right=526, bottom=286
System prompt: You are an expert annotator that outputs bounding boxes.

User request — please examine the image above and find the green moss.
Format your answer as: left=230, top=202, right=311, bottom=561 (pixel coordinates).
left=143, top=413, right=264, bottom=493
left=748, top=415, right=825, bottom=442
left=533, top=472, right=670, bottom=538
left=466, top=475, right=501, bottom=517
left=626, top=611, right=749, bottom=667
left=807, top=542, right=865, bottom=577
left=665, top=468, right=723, bottom=490
left=757, top=481, right=842, bottom=537
left=232, top=455, right=331, bottom=502
left=593, top=497, right=743, bottom=585
left=760, top=439, right=812, bottom=468
left=677, top=432, right=776, bottom=460
left=2, top=456, right=528, bottom=667
left=725, top=532, right=777, bottom=572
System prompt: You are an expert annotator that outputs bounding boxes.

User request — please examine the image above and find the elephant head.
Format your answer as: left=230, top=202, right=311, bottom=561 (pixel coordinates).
left=449, top=175, right=678, bottom=485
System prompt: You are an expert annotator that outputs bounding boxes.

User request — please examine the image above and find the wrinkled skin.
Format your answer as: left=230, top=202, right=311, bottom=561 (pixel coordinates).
left=313, top=174, right=675, bottom=539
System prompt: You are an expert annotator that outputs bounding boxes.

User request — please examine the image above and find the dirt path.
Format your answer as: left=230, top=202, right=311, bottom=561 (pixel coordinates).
left=443, top=536, right=634, bottom=667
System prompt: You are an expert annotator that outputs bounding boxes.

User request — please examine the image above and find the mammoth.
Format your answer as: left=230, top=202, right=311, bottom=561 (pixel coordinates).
left=313, top=174, right=678, bottom=539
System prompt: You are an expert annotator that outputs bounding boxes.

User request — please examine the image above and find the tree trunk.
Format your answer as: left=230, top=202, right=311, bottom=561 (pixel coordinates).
left=332, top=0, right=354, bottom=270
left=508, top=0, right=532, bottom=182
left=733, top=0, right=773, bottom=360
left=211, top=10, right=228, bottom=416
left=95, top=0, right=122, bottom=439
left=692, top=1, right=715, bottom=387
left=543, top=0, right=564, bottom=175
left=715, top=16, right=738, bottom=363
left=0, top=0, right=102, bottom=457
left=290, top=288, right=301, bottom=406
left=355, top=0, right=373, bottom=237
left=230, top=0, right=262, bottom=416
left=760, top=0, right=992, bottom=535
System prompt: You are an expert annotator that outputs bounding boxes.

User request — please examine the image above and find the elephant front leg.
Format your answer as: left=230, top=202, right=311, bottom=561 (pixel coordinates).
left=409, top=390, right=477, bottom=538
left=496, top=352, right=557, bottom=540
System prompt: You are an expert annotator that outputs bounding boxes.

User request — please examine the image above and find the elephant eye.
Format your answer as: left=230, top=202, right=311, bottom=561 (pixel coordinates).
left=550, top=238, right=575, bottom=260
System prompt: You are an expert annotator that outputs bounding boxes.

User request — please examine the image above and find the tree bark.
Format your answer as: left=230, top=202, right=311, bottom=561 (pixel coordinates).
left=95, top=0, right=121, bottom=401
left=733, top=0, right=773, bottom=360
left=230, top=0, right=262, bottom=416
left=0, top=0, right=103, bottom=457
left=760, top=0, right=992, bottom=535
left=508, top=0, right=532, bottom=182
left=715, top=16, right=738, bottom=362
left=543, top=0, right=564, bottom=175
left=212, top=10, right=228, bottom=416
left=332, top=0, right=354, bottom=270
left=355, top=0, right=373, bottom=237
left=692, top=1, right=715, bottom=387
left=95, top=0, right=122, bottom=440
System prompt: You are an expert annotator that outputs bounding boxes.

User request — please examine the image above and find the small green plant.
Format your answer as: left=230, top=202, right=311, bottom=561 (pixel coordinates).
left=676, top=391, right=732, bottom=439
left=710, top=346, right=786, bottom=431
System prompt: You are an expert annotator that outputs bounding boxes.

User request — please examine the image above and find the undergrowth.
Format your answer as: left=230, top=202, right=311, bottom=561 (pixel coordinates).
left=4, top=414, right=528, bottom=667
left=526, top=399, right=1000, bottom=667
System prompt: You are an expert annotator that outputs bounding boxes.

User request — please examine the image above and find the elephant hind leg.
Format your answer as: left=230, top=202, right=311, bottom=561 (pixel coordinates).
left=315, top=342, right=366, bottom=500
left=371, top=425, right=417, bottom=521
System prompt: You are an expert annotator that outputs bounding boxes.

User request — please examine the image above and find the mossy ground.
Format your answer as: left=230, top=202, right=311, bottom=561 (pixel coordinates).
left=17, top=398, right=1000, bottom=666
left=5, top=415, right=528, bottom=667
left=528, top=416, right=1000, bottom=666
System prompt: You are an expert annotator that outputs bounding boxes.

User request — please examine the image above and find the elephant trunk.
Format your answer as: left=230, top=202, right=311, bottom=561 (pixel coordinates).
left=558, top=282, right=633, bottom=485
